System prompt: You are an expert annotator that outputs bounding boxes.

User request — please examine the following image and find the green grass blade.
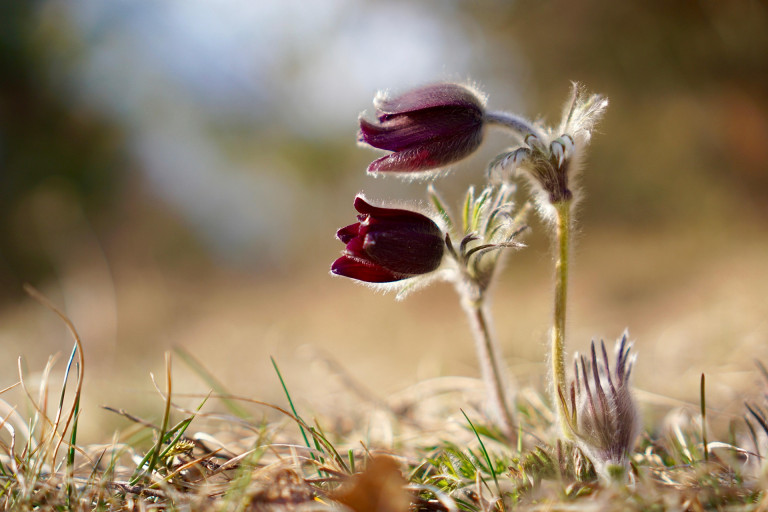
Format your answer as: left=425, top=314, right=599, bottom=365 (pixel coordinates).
left=348, top=449, right=356, bottom=474
left=157, top=418, right=193, bottom=461
left=58, top=344, right=78, bottom=417
left=311, top=419, right=350, bottom=473
left=130, top=353, right=173, bottom=485
left=701, top=373, right=708, bottom=463
left=270, top=356, right=312, bottom=453
left=460, top=409, right=500, bottom=497
left=66, top=394, right=80, bottom=507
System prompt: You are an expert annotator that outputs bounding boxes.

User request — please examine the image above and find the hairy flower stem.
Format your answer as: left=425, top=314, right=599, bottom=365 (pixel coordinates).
left=551, top=200, right=572, bottom=438
left=462, top=296, right=517, bottom=442
left=485, top=111, right=544, bottom=140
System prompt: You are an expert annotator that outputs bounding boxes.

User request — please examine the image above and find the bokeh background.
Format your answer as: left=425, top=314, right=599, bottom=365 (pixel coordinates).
left=2, top=0, right=767, bottom=441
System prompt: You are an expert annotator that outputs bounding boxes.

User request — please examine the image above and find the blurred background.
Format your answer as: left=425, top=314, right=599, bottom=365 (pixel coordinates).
left=1, top=0, right=767, bottom=441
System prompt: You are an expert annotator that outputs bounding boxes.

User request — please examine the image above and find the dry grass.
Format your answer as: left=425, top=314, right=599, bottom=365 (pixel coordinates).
left=2, top=280, right=768, bottom=511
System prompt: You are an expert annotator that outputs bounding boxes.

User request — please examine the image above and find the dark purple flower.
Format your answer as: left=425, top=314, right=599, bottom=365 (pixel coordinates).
left=331, top=196, right=445, bottom=283
left=358, top=83, right=487, bottom=174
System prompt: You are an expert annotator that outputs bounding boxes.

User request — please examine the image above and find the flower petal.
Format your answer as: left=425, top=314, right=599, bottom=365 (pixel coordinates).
left=336, top=222, right=360, bottom=244
left=373, top=83, right=486, bottom=115
left=331, top=255, right=405, bottom=283
left=353, top=196, right=428, bottom=220
left=365, top=134, right=482, bottom=174
left=359, top=108, right=483, bottom=153
left=363, top=229, right=444, bottom=275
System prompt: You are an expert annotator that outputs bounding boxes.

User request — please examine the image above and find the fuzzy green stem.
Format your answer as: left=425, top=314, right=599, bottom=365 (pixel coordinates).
left=552, top=200, right=572, bottom=438
left=462, top=296, right=517, bottom=442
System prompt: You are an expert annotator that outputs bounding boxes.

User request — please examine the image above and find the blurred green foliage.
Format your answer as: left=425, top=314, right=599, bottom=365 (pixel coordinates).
left=0, top=2, right=127, bottom=296
left=1, top=0, right=767, bottom=300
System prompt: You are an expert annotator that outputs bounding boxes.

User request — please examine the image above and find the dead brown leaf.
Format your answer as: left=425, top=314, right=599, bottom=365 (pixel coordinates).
left=332, top=456, right=410, bottom=512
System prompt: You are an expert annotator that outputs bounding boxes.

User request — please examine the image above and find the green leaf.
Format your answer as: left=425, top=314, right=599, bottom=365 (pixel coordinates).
left=427, top=184, right=453, bottom=230
left=462, top=186, right=475, bottom=234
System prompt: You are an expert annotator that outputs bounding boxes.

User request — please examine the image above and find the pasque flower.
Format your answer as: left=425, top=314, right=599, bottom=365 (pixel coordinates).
left=331, top=195, right=445, bottom=283
left=561, top=333, right=640, bottom=481
left=358, top=83, right=487, bottom=174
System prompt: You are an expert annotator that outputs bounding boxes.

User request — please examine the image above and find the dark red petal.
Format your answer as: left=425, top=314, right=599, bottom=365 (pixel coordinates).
left=363, top=229, right=444, bottom=275
left=352, top=196, right=433, bottom=224
left=367, top=149, right=439, bottom=174
left=374, top=83, right=485, bottom=115
left=336, top=222, right=361, bottom=243
left=343, top=235, right=367, bottom=260
left=331, top=255, right=405, bottom=283
left=359, top=107, right=483, bottom=153
left=366, top=129, right=483, bottom=174
left=358, top=117, right=417, bottom=152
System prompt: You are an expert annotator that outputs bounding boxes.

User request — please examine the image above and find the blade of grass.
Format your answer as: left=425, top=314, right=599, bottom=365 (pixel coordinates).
left=701, top=373, right=708, bottom=463
left=156, top=394, right=210, bottom=463
left=311, top=419, right=350, bottom=474
left=66, top=395, right=80, bottom=507
left=460, top=409, right=500, bottom=498
left=270, top=357, right=312, bottom=454
left=271, top=356, right=324, bottom=478
left=128, top=415, right=196, bottom=485
left=746, top=402, right=768, bottom=435
left=59, top=342, right=81, bottom=507
left=757, top=360, right=768, bottom=385
left=130, top=352, right=173, bottom=485
left=23, top=286, right=85, bottom=476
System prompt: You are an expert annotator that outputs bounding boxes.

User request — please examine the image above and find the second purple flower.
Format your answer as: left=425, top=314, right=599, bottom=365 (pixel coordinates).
left=358, top=83, right=487, bottom=174
left=331, top=196, right=445, bottom=283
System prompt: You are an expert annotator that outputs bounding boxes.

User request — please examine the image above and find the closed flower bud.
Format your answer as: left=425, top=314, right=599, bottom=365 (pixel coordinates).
left=563, top=333, right=640, bottom=481
left=331, top=195, right=445, bottom=283
left=358, top=83, right=487, bottom=175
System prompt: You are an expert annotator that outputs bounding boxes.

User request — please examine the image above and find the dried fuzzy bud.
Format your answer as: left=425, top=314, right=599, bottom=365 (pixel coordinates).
left=358, top=83, right=487, bottom=175
left=331, top=195, right=445, bottom=283
left=492, top=83, right=607, bottom=206
left=562, top=332, right=640, bottom=481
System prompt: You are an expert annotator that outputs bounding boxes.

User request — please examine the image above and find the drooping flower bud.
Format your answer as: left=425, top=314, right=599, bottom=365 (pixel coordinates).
left=331, top=195, right=445, bottom=283
left=358, top=83, right=487, bottom=175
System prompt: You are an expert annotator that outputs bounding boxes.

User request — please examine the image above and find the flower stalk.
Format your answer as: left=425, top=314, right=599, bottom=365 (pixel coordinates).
left=552, top=200, right=572, bottom=437
left=484, top=111, right=542, bottom=140
left=462, top=294, right=516, bottom=441
left=442, top=184, right=528, bottom=441
left=489, top=84, right=607, bottom=439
